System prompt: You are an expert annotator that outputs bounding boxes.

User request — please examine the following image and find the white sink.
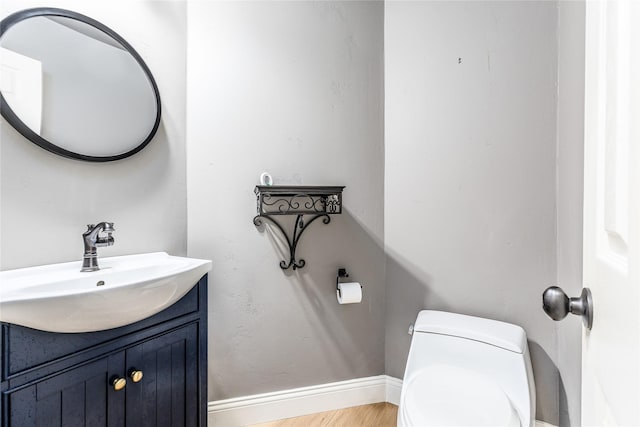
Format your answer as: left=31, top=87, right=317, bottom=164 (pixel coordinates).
left=0, top=252, right=212, bottom=333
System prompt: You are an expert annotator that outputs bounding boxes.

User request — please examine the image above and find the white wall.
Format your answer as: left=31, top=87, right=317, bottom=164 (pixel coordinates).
left=384, top=1, right=559, bottom=423
left=0, top=0, right=187, bottom=269
left=186, top=1, right=385, bottom=400
left=556, top=2, right=585, bottom=426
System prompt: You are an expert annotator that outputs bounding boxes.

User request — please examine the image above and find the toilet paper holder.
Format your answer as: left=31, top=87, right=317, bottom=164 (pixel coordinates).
left=336, top=268, right=361, bottom=293
left=337, top=268, right=349, bottom=291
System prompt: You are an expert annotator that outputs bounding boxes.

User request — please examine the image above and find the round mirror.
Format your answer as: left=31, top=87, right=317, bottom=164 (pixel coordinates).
left=0, top=8, right=161, bottom=162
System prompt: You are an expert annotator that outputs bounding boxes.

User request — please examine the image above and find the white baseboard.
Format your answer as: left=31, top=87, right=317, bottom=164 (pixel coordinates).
left=385, top=376, right=403, bottom=406
left=208, top=375, right=391, bottom=426
left=208, top=375, right=557, bottom=427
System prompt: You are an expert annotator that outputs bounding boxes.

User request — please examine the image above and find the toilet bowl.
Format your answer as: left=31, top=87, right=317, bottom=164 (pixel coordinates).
left=398, top=311, right=535, bottom=427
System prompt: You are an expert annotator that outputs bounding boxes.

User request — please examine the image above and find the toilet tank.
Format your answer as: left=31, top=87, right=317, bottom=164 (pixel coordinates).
left=406, top=311, right=535, bottom=427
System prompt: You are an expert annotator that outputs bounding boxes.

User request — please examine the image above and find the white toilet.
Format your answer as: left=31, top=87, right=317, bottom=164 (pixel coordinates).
left=398, top=310, right=535, bottom=427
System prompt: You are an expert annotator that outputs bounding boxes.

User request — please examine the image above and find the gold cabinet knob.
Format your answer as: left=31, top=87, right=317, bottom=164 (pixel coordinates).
left=111, top=377, right=127, bottom=391
left=129, top=369, right=144, bottom=383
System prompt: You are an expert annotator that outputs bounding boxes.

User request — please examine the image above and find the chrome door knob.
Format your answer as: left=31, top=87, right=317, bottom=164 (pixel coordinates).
left=542, top=286, right=593, bottom=330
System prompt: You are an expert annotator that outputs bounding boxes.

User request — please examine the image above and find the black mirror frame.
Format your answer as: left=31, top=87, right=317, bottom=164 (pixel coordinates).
left=0, top=7, right=162, bottom=162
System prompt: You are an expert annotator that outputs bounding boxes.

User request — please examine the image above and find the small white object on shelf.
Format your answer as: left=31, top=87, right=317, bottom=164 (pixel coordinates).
left=260, top=172, right=273, bottom=186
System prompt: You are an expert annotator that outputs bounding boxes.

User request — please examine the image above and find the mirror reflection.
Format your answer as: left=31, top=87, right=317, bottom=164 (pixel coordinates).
left=0, top=9, right=161, bottom=161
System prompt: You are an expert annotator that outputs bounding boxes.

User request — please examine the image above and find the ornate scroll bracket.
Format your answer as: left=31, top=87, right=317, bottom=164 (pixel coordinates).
left=253, top=185, right=344, bottom=270
left=253, top=214, right=330, bottom=270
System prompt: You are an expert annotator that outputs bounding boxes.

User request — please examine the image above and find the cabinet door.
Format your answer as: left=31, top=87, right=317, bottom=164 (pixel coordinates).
left=125, top=323, right=199, bottom=427
left=7, top=353, right=125, bottom=427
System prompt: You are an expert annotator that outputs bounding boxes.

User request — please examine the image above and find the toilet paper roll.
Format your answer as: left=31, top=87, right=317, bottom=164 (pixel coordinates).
left=336, top=282, right=362, bottom=304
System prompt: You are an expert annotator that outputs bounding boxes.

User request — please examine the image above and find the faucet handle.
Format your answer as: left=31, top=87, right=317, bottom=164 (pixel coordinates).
left=86, top=224, right=96, bottom=231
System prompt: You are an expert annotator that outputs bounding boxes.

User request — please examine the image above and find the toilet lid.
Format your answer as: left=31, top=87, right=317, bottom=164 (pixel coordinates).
left=402, top=365, right=521, bottom=427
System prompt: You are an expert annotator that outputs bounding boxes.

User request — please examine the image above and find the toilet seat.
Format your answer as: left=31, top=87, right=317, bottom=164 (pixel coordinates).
left=401, top=365, right=521, bottom=427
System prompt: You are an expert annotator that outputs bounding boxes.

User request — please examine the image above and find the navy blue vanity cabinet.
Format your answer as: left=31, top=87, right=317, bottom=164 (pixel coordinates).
left=7, top=352, right=126, bottom=426
left=1, top=275, right=208, bottom=427
left=125, top=323, right=199, bottom=427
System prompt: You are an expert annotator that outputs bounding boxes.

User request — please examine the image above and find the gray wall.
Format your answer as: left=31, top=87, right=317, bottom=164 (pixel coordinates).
left=556, top=2, right=585, bottom=426
left=0, top=1, right=585, bottom=423
left=384, top=1, right=559, bottom=424
left=186, top=1, right=385, bottom=400
left=0, top=0, right=187, bottom=270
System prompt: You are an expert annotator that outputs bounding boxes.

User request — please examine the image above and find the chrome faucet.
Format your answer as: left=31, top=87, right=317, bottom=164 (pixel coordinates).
left=81, top=222, right=115, bottom=272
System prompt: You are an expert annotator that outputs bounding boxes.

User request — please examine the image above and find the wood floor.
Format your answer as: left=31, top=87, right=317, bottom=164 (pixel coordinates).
left=249, top=403, right=398, bottom=427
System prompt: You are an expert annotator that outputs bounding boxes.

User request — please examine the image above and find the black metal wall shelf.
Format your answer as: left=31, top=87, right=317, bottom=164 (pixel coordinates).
left=253, top=185, right=345, bottom=270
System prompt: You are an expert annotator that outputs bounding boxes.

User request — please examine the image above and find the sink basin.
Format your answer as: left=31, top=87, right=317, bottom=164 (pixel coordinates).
left=0, top=252, right=212, bottom=333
